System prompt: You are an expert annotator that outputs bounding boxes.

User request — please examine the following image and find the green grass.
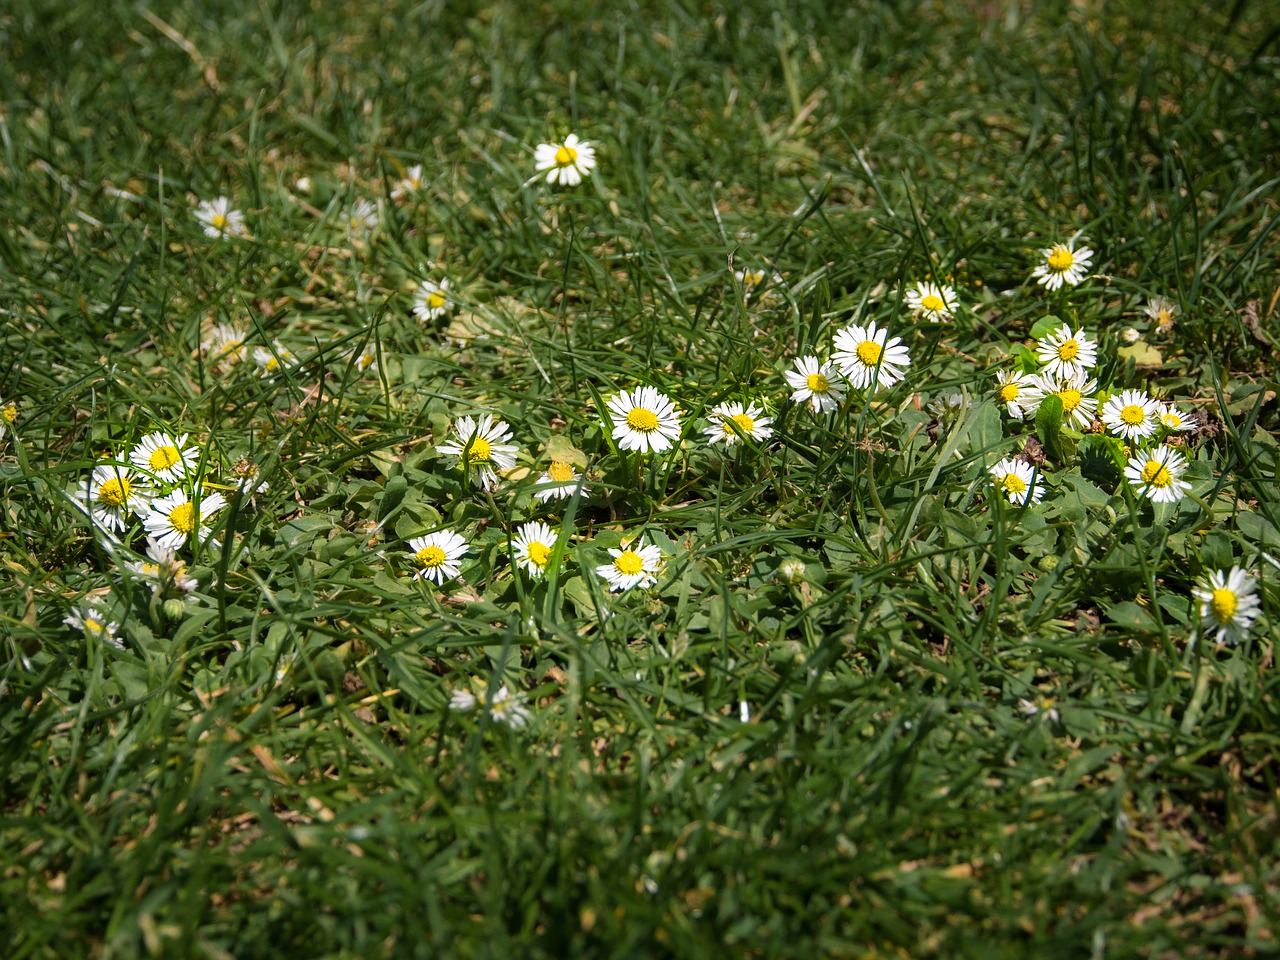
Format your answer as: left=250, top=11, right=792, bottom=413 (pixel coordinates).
left=3, top=1, right=1280, bottom=956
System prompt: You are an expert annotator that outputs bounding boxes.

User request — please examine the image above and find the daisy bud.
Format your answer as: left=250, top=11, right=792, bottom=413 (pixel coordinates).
left=778, top=558, right=807, bottom=585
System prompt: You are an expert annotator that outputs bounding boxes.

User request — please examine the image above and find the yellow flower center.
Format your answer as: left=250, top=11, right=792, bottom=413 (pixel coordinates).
left=148, top=444, right=182, bottom=473
left=527, top=541, right=552, bottom=568
left=1157, top=310, right=1172, bottom=327
left=1210, top=588, right=1238, bottom=624
left=1140, top=460, right=1172, bottom=487
left=467, top=437, right=492, bottom=464
left=84, top=617, right=104, bottom=635
left=723, top=413, right=755, bottom=436
left=265, top=357, right=280, bottom=372
left=212, top=213, right=228, bottom=230
left=743, top=271, right=765, bottom=287
left=1002, top=474, right=1028, bottom=495
left=547, top=460, right=575, bottom=482
left=806, top=372, right=830, bottom=393
left=2, top=403, right=16, bottom=424
left=1056, top=339, right=1080, bottom=361
left=97, top=477, right=131, bottom=509
left=920, top=294, right=945, bottom=312
left=169, top=502, right=196, bottom=535
left=1120, top=404, right=1147, bottom=427
left=416, top=545, right=446, bottom=568
left=554, top=144, right=578, bottom=166
left=427, top=291, right=446, bottom=310
left=1162, top=413, right=1182, bottom=429
left=614, top=550, right=644, bottom=576
left=626, top=407, right=659, bottom=433
left=1047, top=248, right=1074, bottom=272
left=998, top=383, right=1020, bottom=403
left=1057, top=388, right=1082, bottom=413
left=855, top=341, right=883, bottom=366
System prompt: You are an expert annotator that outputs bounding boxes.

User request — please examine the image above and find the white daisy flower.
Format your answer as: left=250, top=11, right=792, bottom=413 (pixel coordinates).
left=596, top=537, right=662, bottom=592
left=533, top=460, right=588, bottom=502
left=0, top=399, right=17, bottom=439
left=125, top=539, right=198, bottom=596
left=1124, top=445, right=1192, bottom=504
left=1034, top=373, right=1099, bottom=431
left=904, top=281, right=958, bottom=322
left=784, top=355, right=845, bottom=414
left=391, top=164, right=426, bottom=201
left=407, top=529, right=469, bottom=585
left=1031, top=239, right=1093, bottom=290
left=1036, top=323, right=1098, bottom=380
left=201, top=323, right=249, bottom=366
left=143, top=488, right=227, bottom=551
left=130, top=431, right=195, bottom=483
left=606, top=386, right=682, bottom=454
left=832, top=320, right=911, bottom=391
left=345, top=199, right=379, bottom=237
left=993, top=370, right=1042, bottom=420
left=1101, top=389, right=1160, bottom=442
left=702, top=401, right=774, bottom=447
left=79, top=464, right=149, bottom=534
left=1192, top=566, right=1262, bottom=646
left=64, top=602, right=122, bottom=648
left=734, top=268, right=781, bottom=301
left=254, top=342, right=295, bottom=378
left=412, top=279, right=452, bottom=322
left=512, top=520, right=559, bottom=579
left=989, top=458, right=1044, bottom=506
left=436, top=414, right=520, bottom=491
left=1144, top=297, right=1179, bottom=335
left=193, top=197, right=245, bottom=239
left=1017, top=696, right=1060, bottom=724
left=488, top=685, right=532, bottom=729
left=1158, top=403, right=1198, bottom=434
left=354, top=347, right=377, bottom=373
left=534, top=133, right=597, bottom=186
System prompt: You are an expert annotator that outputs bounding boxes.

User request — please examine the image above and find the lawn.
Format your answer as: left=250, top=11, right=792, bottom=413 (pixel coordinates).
left=2, top=0, right=1279, bottom=956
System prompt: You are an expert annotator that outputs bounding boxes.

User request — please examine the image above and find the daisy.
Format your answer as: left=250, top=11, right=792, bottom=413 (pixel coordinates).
left=702, top=401, right=774, bottom=447
left=596, top=537, right=662, bottom=592
left=1144, top=297, right=1179, bottom=335
left=1157, top=402, right=1198, bottom=434
left=606, top=386, right=682, bottom=454
left=0, top=399, right=16, bottom=438
left=512, top=520, right=560, bottom=578
left=989, top=458, right=1044, bottom=506
left=412, top=279, right=452, bottom=322
left=448, top=689, right=478, bottom=712
left=125, top=539, right=197, bottom=596
left=1036, top=323, right=1098, bottom=380
left=1034, top=374, right=1099, bottom=431
left=201, top=323, right=249, bottom=366
left=193, top=197, right=245, bottom=239
left=449, top=684, right=532, bottom=729
left=345, top=199, right=379, bottom=237
left=832, top=320, right=911, bottom=391
left=904, top=281, right=958, bottom=322
left=1101, top=389, right=1160, bottom=442
left=534, top=133, right=597, bottom=186
left=785, top=355, right=845, bottom=414
left=254, top=342, right=294, bottom=378
left=436, top=414, right=520, bottom=491
left=229, top=458, right=269, bottom=495
left=354, top=347, right=377, bottom=374
left=407, top=529, right=468, bottom=584
left=64, top=602, right=122, bottom=648
left=735, top=268, right=780, bottom=301
left=391, top=164, right=426, bottom=201
left=1031, top=238, right=1093, bottom=290
left=143, top=488, right=227, bottom=551
left=1017, top=696, right=1060, bottom=724
left=533, top=460, right=588, bottom=502
left=993, top=370, right=1042, bottom=420
left=1192, top=567, right=1262, bottom=645
left=79, top=463, right=148, bottom=534
left=130, top=431, right=195, bottom=483
left=927, top=389, right=970, bottom=423
left=1124, top=445, right=1192, bottom=504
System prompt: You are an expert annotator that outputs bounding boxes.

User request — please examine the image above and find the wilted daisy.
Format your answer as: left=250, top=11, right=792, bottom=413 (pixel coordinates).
left=735, top=268, right=780, bottom=301
left=785, top=355, right=845, bottom=414
left=407, top=529, right=468, bottom=585
left=412, top=278, right=452, bottom=322
left=0, top=399, right=16, bottom=438
left=1035, top=374, right=1099, bottom=431
left=606, top=386, right=682, bottom=454
left=391, top=164, right=426, bottom=201
left=927, top=389, right=970, bottom=424
left=345, top=199, right=379, bottom=237
left=1036, top=323, right=1098, bottom=380
left=229, top=458, right=269, bottom=496
left=1031, top=238, right=1093, bottom=290
left=993, top=370, right=1042, bottom=420
left=512, top=520, right=560, bottom=578
left=143, top=488, right=227, bottom=551
left=1101, top=389, right=1160, bottom=442
left=533, top=460, right=588, bottom=502
left=130, top=431, right=195, bottom=483
left=193, top=197, right=245, bottom=239
left=125, top=539, right=198, bottom=596
left=1124, top=445, right=1192, bottom=504
left=904, top=281, right=958, bottom=322
left=989, top=458, right=1044, bottom=506
left=436, top=414, right=520, bottom=491
left=80, top=464, right=148, bottom=534
left=201, top=323, right=249, bottom=366
left=254, top=342, right=295, bottom=378
left=1192, top=566, right=1262, bottom=646
left=64, top=602, right=122, bottom=648
left=1145, top=297, right=1179, bottom=335
left=832, top=320, right=911, bottom=391
left=534, top=133, right=597, bottom=186
left=596, top=537, right=662, bottom=592
left=703, top=401, right=774, bottom=447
